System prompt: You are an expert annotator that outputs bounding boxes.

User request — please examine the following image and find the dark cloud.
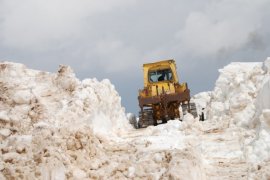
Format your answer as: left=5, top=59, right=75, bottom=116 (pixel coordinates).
left=0, top=0, right=270, bottom=113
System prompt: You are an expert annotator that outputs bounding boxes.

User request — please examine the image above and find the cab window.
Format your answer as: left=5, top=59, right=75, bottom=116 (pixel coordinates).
left=149, top=69, right=173, bottom=83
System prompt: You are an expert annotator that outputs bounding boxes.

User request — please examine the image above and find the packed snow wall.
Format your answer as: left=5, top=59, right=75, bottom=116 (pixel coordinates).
left=194, top=58, right=270, bottom=164
left=0, top=62, right=130, bottom=136
left=0, top=62, right=130, bottom=179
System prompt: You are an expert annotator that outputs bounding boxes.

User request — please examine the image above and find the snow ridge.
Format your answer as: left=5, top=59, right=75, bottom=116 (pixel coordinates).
left=0, top=62, right=130, bottom=179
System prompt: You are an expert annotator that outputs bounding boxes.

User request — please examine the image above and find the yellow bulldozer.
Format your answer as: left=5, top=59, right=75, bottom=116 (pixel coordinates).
left=137, top=59, right=197, bottom=128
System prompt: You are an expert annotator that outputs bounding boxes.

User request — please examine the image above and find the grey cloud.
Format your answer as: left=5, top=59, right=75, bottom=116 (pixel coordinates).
left=175, top=0, right=270, bottom=57
left=247, top=32, right=266, bottom=51
left=0, top=0, right=136, bottom=50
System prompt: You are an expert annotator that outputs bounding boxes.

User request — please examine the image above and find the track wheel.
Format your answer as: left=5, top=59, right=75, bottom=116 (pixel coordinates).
left=138, top=109, right=155, bottom=128
left=181, top=102, right=198, bottom=118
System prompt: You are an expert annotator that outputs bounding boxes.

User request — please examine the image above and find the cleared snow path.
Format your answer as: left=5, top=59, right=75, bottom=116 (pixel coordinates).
left=118, top=120, right=251, bottom=180
left=200, top=124, right=249, bottom=179
left=1, top=59, right=270, bottom=179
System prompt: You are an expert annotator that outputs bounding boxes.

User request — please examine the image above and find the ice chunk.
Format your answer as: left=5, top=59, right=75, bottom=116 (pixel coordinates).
left=255, top=76, right=270, bottom=120
left=262, top=57, right=270, bottom=73
left=262, top=109, right=270, bottom=127
left=0, top=111, right=10, bottom=122
left=73, top=168, right=87, bottom=179
left=12, top=90, right=32, bottom=104
left=0, top=128, right=11, bottom=137
left=127, top=167, right=135, bottom=178
left=3, top=152, right=20, bottom=163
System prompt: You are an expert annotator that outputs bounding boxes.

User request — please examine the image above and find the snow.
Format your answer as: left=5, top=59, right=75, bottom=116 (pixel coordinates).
left=12, top=90, right=32, bottom=104
left=262, top=57, right=270, bottom=73
left=0, top=128, right=11, bottom=138
left=0, top=111, right=10, bottom=122
left=0, top=62, right=131, bottom=179
left=1, top=58, right=270, bottom=179
left=72, top=168, right=87, bottom=179
left=256, top=76, right=270, bottom=117
left=192, top=58, right=270, bottom=178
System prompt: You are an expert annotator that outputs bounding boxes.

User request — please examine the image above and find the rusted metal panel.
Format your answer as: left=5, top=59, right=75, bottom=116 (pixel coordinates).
left=164, top=89, right=190, bottom=104
left=138, top=96, right=161, bottom=108
left=138, top=89, right=190, bottom=108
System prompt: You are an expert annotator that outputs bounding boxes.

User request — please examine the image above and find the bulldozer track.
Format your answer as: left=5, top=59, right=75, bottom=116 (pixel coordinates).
left=138, top=109, right=155, bottom=128
left=182, top=102, right=198, bottom=118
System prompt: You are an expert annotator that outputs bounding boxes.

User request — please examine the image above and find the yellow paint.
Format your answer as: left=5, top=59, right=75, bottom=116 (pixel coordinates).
left=143, top=59, right=179, bottom=87
left=140, top=59, right=187, bottom=97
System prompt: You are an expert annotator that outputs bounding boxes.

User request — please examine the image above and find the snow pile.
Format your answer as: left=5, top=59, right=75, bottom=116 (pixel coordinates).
left=255, top=59, right=270, bottom=116
left=194, top=58, right=270, bottom=165
left=262, top=57, right=270, bottom=73
left=118, top=117, right=206, bottom=179
left=249, top=110, right=270, bottom=162
left=209, top=62, right=264, bottom=128
left=248, top=59, right=270, bottom=164
left=0, top=62, right=129, bottom=135
left=193, top=91, right=211, bottom=120
left=0, top=62, right=130, bottom=179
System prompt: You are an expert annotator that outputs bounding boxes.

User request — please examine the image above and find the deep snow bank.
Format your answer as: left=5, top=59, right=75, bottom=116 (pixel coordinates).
left=0, top=62, right=130, bottom=136
left=0, top=62, right=130, bottom=179
left=248, top=59, right=270, bottom=164
left=194, top=58, right=270, bottom=164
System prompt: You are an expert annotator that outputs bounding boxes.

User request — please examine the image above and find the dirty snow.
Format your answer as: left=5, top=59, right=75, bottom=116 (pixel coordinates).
left=1, top=58, right=270, bottom=179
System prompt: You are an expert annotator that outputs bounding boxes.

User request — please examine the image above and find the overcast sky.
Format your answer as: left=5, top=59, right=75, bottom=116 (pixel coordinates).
left=1, top=0, right=270, bottom=113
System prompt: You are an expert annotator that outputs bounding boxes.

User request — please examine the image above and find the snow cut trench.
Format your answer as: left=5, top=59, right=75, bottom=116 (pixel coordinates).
left=0, top=58, right=270, bottom=179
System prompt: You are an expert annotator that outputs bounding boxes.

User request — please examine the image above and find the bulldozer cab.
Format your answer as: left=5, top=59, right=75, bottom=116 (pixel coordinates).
left=143, top=60, right=179, bottom=87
